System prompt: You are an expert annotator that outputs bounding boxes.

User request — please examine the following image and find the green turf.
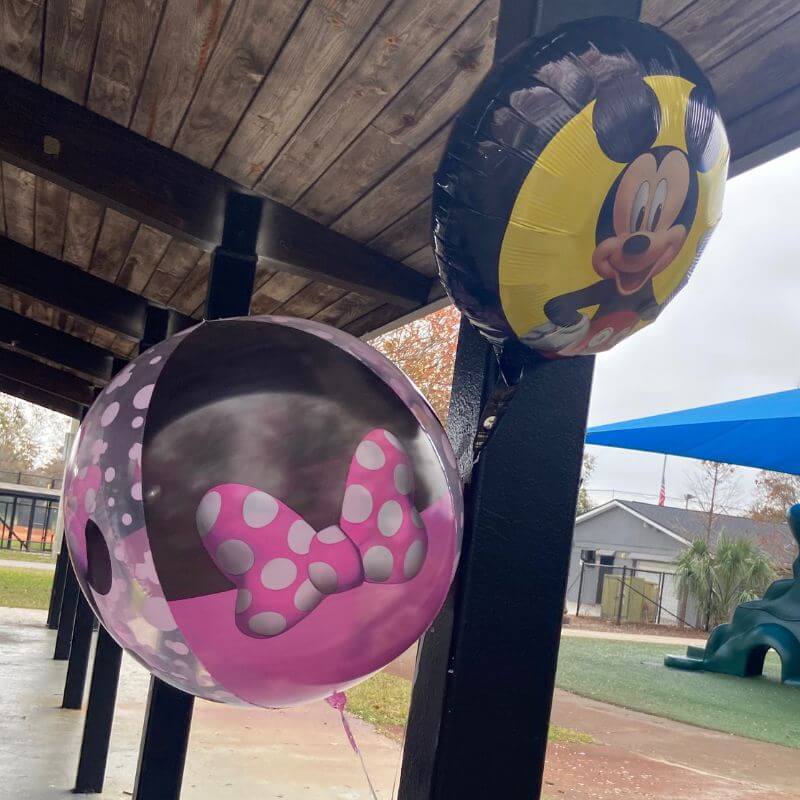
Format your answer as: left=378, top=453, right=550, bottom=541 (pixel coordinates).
left=0, top=548, right=56, bottom=564
left=556, top=637, right=800, bottom=748
left=346, top=671, right=592, bottom=744
left=0, top=566, right=52, bottom=609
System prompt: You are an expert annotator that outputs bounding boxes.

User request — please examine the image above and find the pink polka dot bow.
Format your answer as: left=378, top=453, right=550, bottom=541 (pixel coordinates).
left=196, top=429, right=428, bottom=638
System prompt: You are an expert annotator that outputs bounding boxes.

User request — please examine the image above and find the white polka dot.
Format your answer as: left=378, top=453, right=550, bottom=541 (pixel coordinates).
left=216, top=539, right=254, bottom=575
left=129, top=443, right=142, bottom=464
left=122, top=513, right=132, bottom=526
left=103, top=467, right=115, bottom=482
left=308, top=562, right=338, bottom=594
left=133, top=384, right=154, bottom=410
left=294, top=580, right=323, bottom=612
left=404, top=539, right=427, bottom=579
left=317, top=525, right=345, bottom=544
left=165, top=640, right=189, bottom=655
left=377, top=500, right=403, bottom=537
left=196, top=491, right=221, bottom=537
left=132, top=416, right=144, bottom=429
left=100, top=402, right=120, bottom=427
left=84, top=488, right=96, bottom=514
left=149, top=356, right=162, bottom=365
left=107, top=367, right=133, bottom=392
left=363, top=546, right=393, bottom=582
left=235, top=589, right=252, bottom=614
left=394, top=464, right=412, bottom=494
left=355, top=440, right=385, bottom=470
left=412, top=508, right=423, bottom=528
left=342, top=484, right=372, bottom=523
left=248, top=612, right=287, bottom=637
left=261, top=558, right=297, bottom=590
left=107, top=497, right=115, bottom=508
left=383, top=431, right=404, bottom=452
left=242, top=491, right=279, bottom=528
left=287, top=519, right=316, bottom=555
left=131, top=482, right=142, bottom=501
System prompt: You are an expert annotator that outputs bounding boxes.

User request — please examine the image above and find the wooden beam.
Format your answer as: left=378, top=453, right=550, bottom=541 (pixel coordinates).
left=0, top=347, right=96, bottom=406
left=0, top=307, right=115, bottom=382
left=0, top=374, right=83, bottom=418
left=0, top=235, right=194, bottom=339
left=0, top=68, right=432, bottom=310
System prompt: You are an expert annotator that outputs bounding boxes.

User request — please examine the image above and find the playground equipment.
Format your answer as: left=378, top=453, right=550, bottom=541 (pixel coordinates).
left=665, top=504, right=800, bottom=686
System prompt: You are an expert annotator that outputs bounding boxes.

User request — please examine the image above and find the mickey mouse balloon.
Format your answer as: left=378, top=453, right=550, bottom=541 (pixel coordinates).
left=433, top=17, right=729, bottom=356
left=63, top=317, right=462, bottom=707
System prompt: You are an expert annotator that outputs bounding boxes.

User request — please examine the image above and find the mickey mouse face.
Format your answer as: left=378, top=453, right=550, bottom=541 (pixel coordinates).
left=593, top=146, right=695, bottom=295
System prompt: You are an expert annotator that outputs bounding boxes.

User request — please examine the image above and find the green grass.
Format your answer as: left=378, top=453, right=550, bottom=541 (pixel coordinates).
left=346, top=671, right=592, bottom=744
left=0, top=566, right=52, bottom=609
left=0, top=548, right=55, bottom=564
left=556, top=637, right=800, bottom=748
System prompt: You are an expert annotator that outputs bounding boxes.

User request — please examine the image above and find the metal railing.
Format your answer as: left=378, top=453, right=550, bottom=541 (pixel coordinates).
left=0, top=469, right=62, bottom=490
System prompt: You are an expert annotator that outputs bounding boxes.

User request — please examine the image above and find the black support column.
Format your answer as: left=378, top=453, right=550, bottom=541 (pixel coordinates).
left=46, top=540, right=69, bottom=629
left=53, top=557, right=80, bottom=660
left=398, top=2, right=640, bottom=798
left=131, top=192, right=262, bottom=800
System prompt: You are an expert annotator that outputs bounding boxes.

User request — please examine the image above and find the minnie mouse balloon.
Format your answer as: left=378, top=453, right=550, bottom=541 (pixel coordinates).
left=434, top=17, right=729, bottom=356
left=63, top=317, right=462, bottom=707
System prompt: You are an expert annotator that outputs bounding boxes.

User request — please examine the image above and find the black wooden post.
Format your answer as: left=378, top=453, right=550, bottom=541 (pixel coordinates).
left=62, top=592, right=95, bottom=708
left=46, top=540, right=69, bottom=629
left=576, top=559, right=585, bottom=618
left=617, top=565, right=628, bottom=625
left=53, top=560, right=79, bottom=660
left=131, top=192, right=262, bottom=800
left=398, top=3, right=640, bottom=798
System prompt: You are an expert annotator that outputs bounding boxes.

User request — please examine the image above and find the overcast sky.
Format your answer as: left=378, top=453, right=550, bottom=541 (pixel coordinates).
left=586, top=146, right=800, bottom=513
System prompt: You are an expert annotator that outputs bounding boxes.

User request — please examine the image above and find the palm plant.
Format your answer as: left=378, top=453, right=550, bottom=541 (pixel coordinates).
left=675, top=534, right=776, bottom=630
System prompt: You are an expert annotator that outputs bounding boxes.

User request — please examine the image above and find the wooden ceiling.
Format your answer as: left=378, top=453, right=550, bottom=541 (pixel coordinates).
left=0, top=0, right=798, bottom=368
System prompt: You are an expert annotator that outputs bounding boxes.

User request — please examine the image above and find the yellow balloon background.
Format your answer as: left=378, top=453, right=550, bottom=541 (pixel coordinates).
left=498, top=75, right=729, bottom=339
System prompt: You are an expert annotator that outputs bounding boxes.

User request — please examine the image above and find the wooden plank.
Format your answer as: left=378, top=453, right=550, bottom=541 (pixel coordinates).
left=42, top=0, right=105, bottom=103
left=34, top=177, right=69, bottom=259
left=640, top=0, right=695, bottom=27
left=63, top=193, right=105, bottom=268
left=332, top=126, right=450, bottom=242
left=708, top=11, right=800, bottom=121
left=273, top=282, right=347, bottom=318
left=1, top=163, right=35, bottom=246
left=256, top=0, right=482, bottom=206
left=215, top=0, right=388, bottom=186
left=87, top=0, right=166, bottom=126
left=727, top=82, right=800, bottom=162
left=0, top=373, right=84, bottom=418
left=0, top=346, right=96, bottom=405
left=403, top=245, right=437, bottom=277
left=665, top=0, right=800, bottom=71
left=90, top=327, right=118, bottom=349
left=116, top=224, right=172, bottom=292
left=312, top=291, right=381, bottom=329
left=344, top=302, right=405, bottom=337
left=0, top=168, right=5, bottom=235
left=89, top=209, right=139, bottom=281
left=0, top=68, right=432, bottom=308
left=171, top=251, right=211, bottom=315
left=296, top=0, right=497, bottom=224
left=249, top=272, right=311, bottom=315
left=0, top=0, right=45, bottom=81
left=131, top=0, right=233, bottom=146
left=172, top=0, right=307, bottom=167
left=368, top=198, right=431, bottom=261
left=141, top=239, right=203, bottom=304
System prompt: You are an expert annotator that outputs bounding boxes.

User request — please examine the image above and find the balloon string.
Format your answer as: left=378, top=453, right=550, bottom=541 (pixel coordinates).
left=326, top=692, right=379, bottom=800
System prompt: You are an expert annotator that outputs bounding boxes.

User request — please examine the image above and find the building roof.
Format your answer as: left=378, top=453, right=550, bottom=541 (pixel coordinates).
left=578, top=500, right=797, bottom=568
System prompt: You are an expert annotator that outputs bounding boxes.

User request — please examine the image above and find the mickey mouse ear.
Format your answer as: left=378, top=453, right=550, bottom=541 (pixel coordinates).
left=593, top=75, right=661, bottom=163
left=685, top=85, right=728, bottom=173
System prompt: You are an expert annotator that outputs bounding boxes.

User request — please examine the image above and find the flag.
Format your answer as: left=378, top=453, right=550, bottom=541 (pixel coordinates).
left=658, top=454, right=667, bottom=506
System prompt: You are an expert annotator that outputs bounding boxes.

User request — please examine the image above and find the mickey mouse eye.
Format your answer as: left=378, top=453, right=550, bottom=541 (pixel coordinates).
left=630, top=181, right=650, bottom=232
left=649, top=179, right=667, bottom=230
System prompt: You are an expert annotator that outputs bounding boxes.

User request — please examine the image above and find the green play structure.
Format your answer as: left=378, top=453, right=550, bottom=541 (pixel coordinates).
left=665, top=504, right=800, bottom=686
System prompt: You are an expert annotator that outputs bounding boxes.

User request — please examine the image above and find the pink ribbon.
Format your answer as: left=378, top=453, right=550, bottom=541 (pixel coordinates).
left=197, top=428, right=429, bottom=638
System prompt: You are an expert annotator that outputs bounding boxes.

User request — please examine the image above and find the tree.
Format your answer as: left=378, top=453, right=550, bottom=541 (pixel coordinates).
left=750, top=470, right=800, bottom=522
left=371, top=305, right=460, bottom=422
left=685, top=460, right=741, bottom=542
left=576, top=453, right=596, bottom=515
left=0, top=393, right=70, bottom=477
left=675, top=534, right=775, bottom=630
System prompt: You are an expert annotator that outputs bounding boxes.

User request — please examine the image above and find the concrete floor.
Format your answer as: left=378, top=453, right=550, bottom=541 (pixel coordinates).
left=0, top=608, right=401, bottom=799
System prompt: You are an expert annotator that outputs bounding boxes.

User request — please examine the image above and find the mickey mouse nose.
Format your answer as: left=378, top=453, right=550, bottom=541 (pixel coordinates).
left=623, top=234, right=651, bottom=256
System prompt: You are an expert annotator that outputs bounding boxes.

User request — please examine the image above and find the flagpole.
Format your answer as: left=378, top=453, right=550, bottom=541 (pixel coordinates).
left=658, top=454, right=667, bottom=506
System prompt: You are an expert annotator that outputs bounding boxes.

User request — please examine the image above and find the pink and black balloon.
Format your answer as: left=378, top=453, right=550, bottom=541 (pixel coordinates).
left=63, top=317, right=462, bottom=707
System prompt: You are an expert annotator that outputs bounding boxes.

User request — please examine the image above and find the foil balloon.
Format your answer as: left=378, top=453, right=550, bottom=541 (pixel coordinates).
left=433, top=16, right=729, bottom=356
left=63, top=317, right=462, bottom=707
